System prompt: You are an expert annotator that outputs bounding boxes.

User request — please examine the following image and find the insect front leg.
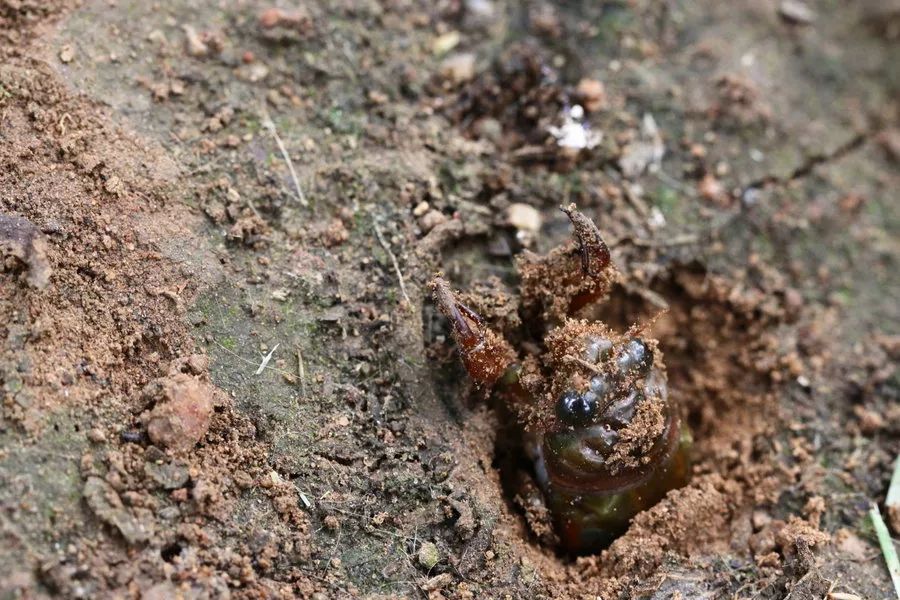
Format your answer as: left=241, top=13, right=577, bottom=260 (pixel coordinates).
left=431, top=275, right=517, bottom=386
left=518, top=204, right=618, bottom=324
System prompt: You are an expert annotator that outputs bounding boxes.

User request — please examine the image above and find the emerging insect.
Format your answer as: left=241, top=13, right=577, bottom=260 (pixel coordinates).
left=431, top=204, right=692, bottom=554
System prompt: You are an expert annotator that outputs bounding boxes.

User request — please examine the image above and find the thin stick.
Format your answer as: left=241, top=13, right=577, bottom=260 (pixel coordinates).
left=255, top=343, right=280, bottom=375
left=261, top=107, right=308, bottom=206
left=373, top=222, right=411, bottom=306
left=869, top=503, right=900, bottom=598
left=212, top=340, right=293, bottom=377
left=562, top=355, right=604, bottom=375
left=297, top=346, right=307, bottom=397
left=630, top=233, right=699, bottom=248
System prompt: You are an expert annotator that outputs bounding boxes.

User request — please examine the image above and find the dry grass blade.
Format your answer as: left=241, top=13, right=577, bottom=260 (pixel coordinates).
left=255, top=343, right=280, bottom=376
left=373, top=222, right=411, bottom=306
left=260, top=106, right=308, bottom=206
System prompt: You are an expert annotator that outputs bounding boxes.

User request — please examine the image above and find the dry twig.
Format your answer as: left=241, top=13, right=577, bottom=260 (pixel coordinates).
left=373, top=222, right=411, bottom=306
left=261, top=107, right=308, bottom=206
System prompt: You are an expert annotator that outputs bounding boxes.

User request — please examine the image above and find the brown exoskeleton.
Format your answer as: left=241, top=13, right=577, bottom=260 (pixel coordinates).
left=431, top=204, right=692, bottom=554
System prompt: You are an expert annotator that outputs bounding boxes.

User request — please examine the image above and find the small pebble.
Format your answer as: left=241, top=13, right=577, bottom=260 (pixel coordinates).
left=432, top=31, right=460, bottom=55
left=506, top=203, right=541, bottom=233
left=419, top=209, right=447, bottom=232
left=412, top=201, right=430, bottom=217
left=417, top=541, right=440, bottom=570
left=576, top=78, right=606, bottom=112
left=779, top=0, right=816, bottom=24
left=59, top=45, right=75, bottom=63
left=440, top=52, right=476, bottom=84
left=87, top=428, right=107, bottom=443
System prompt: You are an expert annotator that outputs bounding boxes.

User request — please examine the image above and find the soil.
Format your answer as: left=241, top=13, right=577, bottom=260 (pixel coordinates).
left=0, top=1, right=898, bottom=599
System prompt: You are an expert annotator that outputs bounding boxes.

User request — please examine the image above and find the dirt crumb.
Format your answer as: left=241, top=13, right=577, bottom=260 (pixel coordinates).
left=143, top=374, right=215, bottom=452
left=0, top=213, right=51, bottom=289
left=83, top=476, right=154, bottom=544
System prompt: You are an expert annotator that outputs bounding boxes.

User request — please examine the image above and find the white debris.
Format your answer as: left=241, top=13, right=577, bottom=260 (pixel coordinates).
left=506, top=203, right=542, bottom=233
left=440, top=52, right=476, bottom=84
left=648, top=207, right=666, bottom=229
left=432, top=31, right=461, bottom=56
left=779, top=0, right=816, bottom=24
left=619, top=113, right=665, bottom=179
left=548, top=104, right=602, bottom=150
left=255, top=343, right=280, bottom=375
left=465, top=0, right=495, bottom=20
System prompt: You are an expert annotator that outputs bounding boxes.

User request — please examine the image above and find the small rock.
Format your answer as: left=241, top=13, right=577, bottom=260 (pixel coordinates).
left=83, top=476, right=154, bottom=544
left=417, top=541, right=440, bottom=570
left=412, top=201, right=430, bottom=217
left=147, top=29, right=167, bottom=46
left=258, top=7, right=313, bottom=35
left=259, top=7, right=282, bottom=28
left=182, top=25, right=209, bottom=57
left=238, top=62, right=269, bottom=83
left=699, top=173, right=728, bottom=205
left=104, top=175, right=124, bottom=195
left=157, top=506, right=181, bottom=520
left=506, top=203, right=541, bottom=234
left=87, top=428, right=107, bottom=443
left=432, top=31, right=460, bottom=56
left=58, top=45, right=75, bottom=63
left=144, top=460, right=190, bottom=490
left=144, top=374, right=215, bottom=452
left=779, top=0, right=816, bottom=24
left=464, top=0, right=496, bottom=27
left=853, top=405, right=885, bottom=434
left=0, top=213, right=52, bottom=289
left=367, top=89, right=388, bottom=105
left=751, top=510, right=772, bottom=530
left=321, top=218, right=349, bottom=248
left=181, top=354, right=210, bottom=376
left=576, top=78, right=606, bottom=112
left=419, top=209, right=448, bottom=232
left=474, top=117, right=502, bottom=143
left=422, top=572, right=453, bottom=591
left=440, top=52, right=476, bottom=84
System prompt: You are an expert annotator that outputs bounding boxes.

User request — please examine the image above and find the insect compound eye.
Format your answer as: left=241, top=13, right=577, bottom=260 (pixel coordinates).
left=615, top=338, right=653, bottom=376
left=556, top=389, right=599, bottom=427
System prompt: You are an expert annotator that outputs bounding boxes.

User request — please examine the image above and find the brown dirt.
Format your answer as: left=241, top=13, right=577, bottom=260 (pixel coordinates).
left=1, top=1, right=898, bottom=599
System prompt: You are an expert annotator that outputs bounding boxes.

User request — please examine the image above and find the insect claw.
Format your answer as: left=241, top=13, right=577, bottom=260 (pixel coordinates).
left=431, top=275, right=482, bottom=347
left=430, top=274, right=515, bottom=385
left=560, top=203, right=611, bottom=277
